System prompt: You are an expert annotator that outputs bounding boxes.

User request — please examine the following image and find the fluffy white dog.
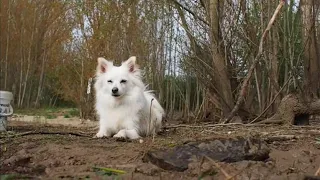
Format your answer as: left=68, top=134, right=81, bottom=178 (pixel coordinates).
left=94, top=56, right=165, bottom=140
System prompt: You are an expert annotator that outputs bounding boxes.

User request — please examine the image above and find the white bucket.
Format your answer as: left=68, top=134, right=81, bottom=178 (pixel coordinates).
left=0, top=91, right=13, bottom=131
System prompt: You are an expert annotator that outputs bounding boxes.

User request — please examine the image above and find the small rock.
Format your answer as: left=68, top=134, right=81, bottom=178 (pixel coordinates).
left=135, top=163, right=161, bottom=176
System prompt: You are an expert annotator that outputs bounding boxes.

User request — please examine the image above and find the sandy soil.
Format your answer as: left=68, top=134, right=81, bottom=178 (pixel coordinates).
left=1, top=117, right=320, bottom=179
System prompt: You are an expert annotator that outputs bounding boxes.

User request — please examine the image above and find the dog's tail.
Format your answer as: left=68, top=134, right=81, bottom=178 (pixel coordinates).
left=143, top=91, right=165, bottom=118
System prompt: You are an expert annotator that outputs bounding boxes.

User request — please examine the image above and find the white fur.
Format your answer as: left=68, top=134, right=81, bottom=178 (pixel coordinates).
left=94, top=56, right=165, bottom=140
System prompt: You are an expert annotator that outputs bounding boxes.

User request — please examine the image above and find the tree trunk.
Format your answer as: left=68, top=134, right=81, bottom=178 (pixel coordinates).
left=35, top=49, right=46, bottom=107
left=207, top=0, right=234, bottom=116
left=4, top=0, right=11, bottom=90
left=270, top=26, right=280, bottom=112
left=301, top=0, right=320, bottom=99
left=18, top=27, right=25, bottom=107
left=21, top=8, right=37, bottom=107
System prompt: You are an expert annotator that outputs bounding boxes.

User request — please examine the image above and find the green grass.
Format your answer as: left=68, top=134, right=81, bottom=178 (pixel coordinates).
left=92, top=166, right=126, bottom=179
left=45, top=114, right=57, bottom=119
left=68, top=108, right=80, bottom=117
left=64, top=114, right=71, bottom=118
left=14, top=107, right=80, bottom=119
left=62, top=108, right=80, bottom=118
left=15, top=107, right=62, bottom=116
left=0, top=174, right=33, bottom=180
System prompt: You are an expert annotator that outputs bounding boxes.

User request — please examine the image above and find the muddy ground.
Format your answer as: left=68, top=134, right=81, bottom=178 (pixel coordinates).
left=1, top=116, right=320, bottom=179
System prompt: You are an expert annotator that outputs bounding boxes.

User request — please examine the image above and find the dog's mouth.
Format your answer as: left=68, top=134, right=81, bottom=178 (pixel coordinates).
left=112, top=94, right=121, bottom=97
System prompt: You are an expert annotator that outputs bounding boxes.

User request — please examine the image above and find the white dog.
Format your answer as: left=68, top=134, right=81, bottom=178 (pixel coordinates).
left=94, top=56, right=165, bottom=140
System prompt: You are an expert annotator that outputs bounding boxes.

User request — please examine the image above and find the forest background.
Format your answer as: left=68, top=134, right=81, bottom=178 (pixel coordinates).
left=0, top=0, right=319, bottom=123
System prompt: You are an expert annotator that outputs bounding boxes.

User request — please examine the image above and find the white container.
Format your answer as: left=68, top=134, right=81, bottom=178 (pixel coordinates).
left=0, top=91, right=13, bottom=131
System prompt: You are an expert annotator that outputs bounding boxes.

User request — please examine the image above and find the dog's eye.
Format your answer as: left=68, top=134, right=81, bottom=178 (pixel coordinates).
left=107, top=80, right=113, bottom=83
left=120, top=80, right=127, bottom=83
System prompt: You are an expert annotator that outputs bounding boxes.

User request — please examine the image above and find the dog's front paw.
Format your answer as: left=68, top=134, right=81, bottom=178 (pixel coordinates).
left=113, top=129, right=126, bottom=139
left=95, top=131, right=107, bottom=138
left=113, top=133, right=128, bottom=142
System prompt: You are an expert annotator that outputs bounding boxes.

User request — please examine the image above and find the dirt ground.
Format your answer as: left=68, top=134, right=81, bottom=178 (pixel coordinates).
left=1, top=117, right=320, bottom=179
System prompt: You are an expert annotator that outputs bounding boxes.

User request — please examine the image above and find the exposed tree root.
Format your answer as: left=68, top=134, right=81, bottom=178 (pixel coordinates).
left=254, top=94, right=320, bottom=125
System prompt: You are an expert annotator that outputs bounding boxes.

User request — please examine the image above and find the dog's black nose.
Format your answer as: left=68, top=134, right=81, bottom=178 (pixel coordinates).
left=112, top=87, right=118, bottom=93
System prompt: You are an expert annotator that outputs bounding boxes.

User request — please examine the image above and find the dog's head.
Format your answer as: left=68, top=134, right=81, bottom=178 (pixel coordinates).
left=95, top=56, right=144, bottom=98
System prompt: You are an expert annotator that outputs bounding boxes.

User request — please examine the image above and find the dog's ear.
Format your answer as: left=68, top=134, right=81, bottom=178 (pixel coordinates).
left=124, top=56, right=138, bottom=73
left=97, top=57, right=113, bottom=75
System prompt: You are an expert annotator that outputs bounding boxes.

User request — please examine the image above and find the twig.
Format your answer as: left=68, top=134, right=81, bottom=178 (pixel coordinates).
left=198, top=156, right=205, bottom=176
left=228, top=163, right=251, bottom=180
left=205, top=156, right=250, bottom=180
left=224, top=0, right=285, bottom=123
left=263, top=135, right=297, bottom=143
left=0, top=130, right=91, bottom=139
left=205, top=156, right=232, bottom=179
left=250, top=75, right=292, bottom=124
left=163, top=123, right=268, bottom=129
left=315, top=166, right=320, bottom=176
left=255, top=119, right=284, bottom=125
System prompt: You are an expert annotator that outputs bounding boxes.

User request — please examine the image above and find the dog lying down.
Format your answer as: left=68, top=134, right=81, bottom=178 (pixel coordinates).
left=94, top=56, right=165, bottom=140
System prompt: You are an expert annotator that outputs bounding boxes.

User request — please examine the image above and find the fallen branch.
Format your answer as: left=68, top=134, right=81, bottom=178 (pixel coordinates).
left=224, top=0, right=285, bottom=123
left=255, top=119, right=284, bottom=125
left=0, top=130, right=91, bottom=139
left=263, top=135, right=298, bottom=143
left=163, top=123, right=268, bottom=129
